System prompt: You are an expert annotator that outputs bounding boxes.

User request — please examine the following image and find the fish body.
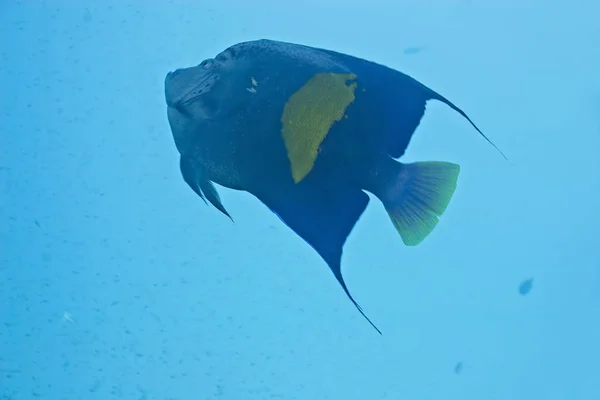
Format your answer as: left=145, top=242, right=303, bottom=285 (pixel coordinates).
left=164, top=39, right=502, bottom=334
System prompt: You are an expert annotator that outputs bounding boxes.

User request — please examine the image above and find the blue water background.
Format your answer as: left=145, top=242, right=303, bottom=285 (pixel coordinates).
left=2, top=0, right=599, bottom=399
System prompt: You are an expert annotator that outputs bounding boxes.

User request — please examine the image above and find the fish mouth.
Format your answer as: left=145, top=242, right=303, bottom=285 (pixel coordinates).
left=180, top=87, right=209, bottom=106
left=165, top=90, right=203, bottom=110
left=165, top=92, right=191, bottom=117
left=165, top=71, right=219, bottom=112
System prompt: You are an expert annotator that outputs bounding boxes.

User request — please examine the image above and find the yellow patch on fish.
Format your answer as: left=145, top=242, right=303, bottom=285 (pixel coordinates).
left=281, top=73, right=357, bottom=183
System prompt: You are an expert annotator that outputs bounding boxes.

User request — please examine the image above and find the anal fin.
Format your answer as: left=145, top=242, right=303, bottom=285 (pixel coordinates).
left=255, top=179, right=382, bottom=334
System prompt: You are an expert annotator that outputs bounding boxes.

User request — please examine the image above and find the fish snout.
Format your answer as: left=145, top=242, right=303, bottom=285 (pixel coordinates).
left=164, top=58, right=225, bottom=117
left=165, top=68, right=185, bottom=88
left=164, top=70, right=182, bottom=107
left=165, top=67, right=205, bottom=107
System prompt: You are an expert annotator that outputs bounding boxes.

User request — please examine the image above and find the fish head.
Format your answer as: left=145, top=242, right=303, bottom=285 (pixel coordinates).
left=164, top=46, right=254, bottom=122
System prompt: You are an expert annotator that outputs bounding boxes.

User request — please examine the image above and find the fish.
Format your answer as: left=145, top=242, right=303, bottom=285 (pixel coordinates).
left=164, top=39, right=505, bottom=334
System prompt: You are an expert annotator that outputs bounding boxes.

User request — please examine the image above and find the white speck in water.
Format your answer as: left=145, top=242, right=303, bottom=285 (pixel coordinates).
left=63, top=311, right=73, bottom=322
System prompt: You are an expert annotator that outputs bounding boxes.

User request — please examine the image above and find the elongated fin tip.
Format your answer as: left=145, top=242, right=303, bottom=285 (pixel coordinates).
left=353, top=299, right=383, bottom=335
left=334, top=272, right=382, bottom=335
left=435, top=94, right=512, bottom=164
left=473, top=124, right=512, bottom=165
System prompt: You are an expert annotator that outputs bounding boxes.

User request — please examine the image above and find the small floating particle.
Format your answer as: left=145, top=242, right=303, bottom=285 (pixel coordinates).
left=403, top=46, right=423, bottom=55
left=83, top=8, right=92, bottom=23
left=519, top=278, right=534, bottom=295
left=63, top=311, right=73, bottom=322
left=454, top=362, right=463, bottom=374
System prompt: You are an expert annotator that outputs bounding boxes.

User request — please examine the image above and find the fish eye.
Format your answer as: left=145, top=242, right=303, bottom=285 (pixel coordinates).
left=200, top=59, right=213, bottom=69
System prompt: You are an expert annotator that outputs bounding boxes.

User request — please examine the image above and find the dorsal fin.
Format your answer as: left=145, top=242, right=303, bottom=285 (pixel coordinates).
left=315, top=46, right=511, bottom=163
left=431, top=92, right=511, bottom=164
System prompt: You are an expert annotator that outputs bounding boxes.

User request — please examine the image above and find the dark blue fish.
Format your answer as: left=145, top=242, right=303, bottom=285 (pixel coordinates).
left=164, top=39, right=505, bottom=334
